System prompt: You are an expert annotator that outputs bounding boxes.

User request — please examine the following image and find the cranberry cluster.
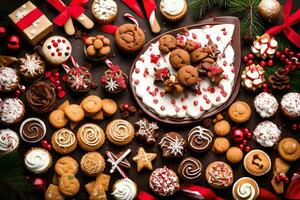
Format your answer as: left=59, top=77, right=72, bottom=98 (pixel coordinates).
left=275, top=172, right=289, bottom=183
left=40, top=140, right=51, bottom=151
left=45, top=70, right=66, bottom=98
left=231, top=127, right=252, bottom=152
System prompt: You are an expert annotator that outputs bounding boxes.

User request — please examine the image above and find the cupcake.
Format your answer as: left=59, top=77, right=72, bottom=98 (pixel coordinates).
left=112, top=178, right=137, bottom=200
left=77, top=123, right=105, bottom=151
left=280, top=92, right=300, bottom=119
left=0, top=98, right=25, bottom=125
left=24, top=147, right=52, bottom=174
left=0, top=67, right=19, bottom=93
left=18, top=53, right=45, bottom=81
left=159, top=0, right=187, bottom=22
left=253, top=120, right=281, bottom=147
left=244, top=150, right=271, bottom=176
left=51, top=128, right=77, bottom=154
left=92, top=0, right=118, bottom=24
left=254, top=92, right=278, bottom=118
left=80, top=152, right=105, bottom=176
left=26, top=81, right=56, bottom=113
left=205, top=161, right=233, bottom=189
left=0, top=129, right=19, bottom=157
left=19, top=118, right=46, bottom=143
left=232, top=177, right=260, bottom=200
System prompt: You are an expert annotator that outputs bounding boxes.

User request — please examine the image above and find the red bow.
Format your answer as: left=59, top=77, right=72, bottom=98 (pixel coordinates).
left=266, top=0, right=300, bottom=48
left=47, top=0, right=89, bottom=26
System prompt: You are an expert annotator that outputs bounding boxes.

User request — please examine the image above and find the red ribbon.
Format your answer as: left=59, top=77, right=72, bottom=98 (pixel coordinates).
left=121, top=0, right=144, bottom=18
left=47, top=0, right=88, bottom=26
left=143, top=0, right=156, bottom=20
left=258, top=188, right=280, bottom=200
left=15, top=8, right=43, bottom=31
left=285, top=170, right=300, bottom=199
left=266, top=0, right=300, bottom=48
left=99, top=25, right=119, bottom=35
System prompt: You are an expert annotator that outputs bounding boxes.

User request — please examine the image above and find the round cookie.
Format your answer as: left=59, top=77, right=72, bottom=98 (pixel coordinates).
left=159, top=34, right=177, bottom=54
left=80, top=152, right=105, bottom=176
left=18, top=53, right=45, bottom=81
left=51, top=128, right=77, bottom=154
left=45, top=184, right=65, bottom=200
left=0, top=67, right=19, bottom=93
left=115, top=24, right=145, bottom=53
left=244, top=150, right=271, bottom=176
left=59, top=174, right=80, bottom=197
left=92, top=0, right=118, bottom=24
left=205, top=161, right=233, bottom=189
left=159, top=132, right=186, bottom=158
left=55, top=156, right=78, bottom=176
left=214, top=120, right=230, bottom=136
left=19, top=117, right=46, bottom=143
left=106, top=119, right=134, bottom=145
left=77, top=123, right=105, bottom=151
left=81, top=95, right=102, bottom=115
left=42, top=36, right=72, bottom=65
left=277, top=138, right=300, bottom=161
left=212, top=137, right=230, bottom=154
left=187, top=126, right=214, bottom=153
left=102, top=99, right=117, bottom=116
left=177, top=65, right=199, bottom=87
left=254, top=92, right=278, bottom=118
left=280, top=92, right=300, bottom=119
left=226, top=147, right=243, bottom=164
left=253, top=120, right=281, bottom=147
left=178, top=157, right=202, bottom=183
left=169, top=49, right=190, bottom=69
left=228, top=101, right=251, bottom=123
left=49, top=110, right=68, bottom=129
left=64, top=104, right=85, bottom=123
left=190, top=48, right=209, bottom=63
left=0, top=98, right=25, bottom=125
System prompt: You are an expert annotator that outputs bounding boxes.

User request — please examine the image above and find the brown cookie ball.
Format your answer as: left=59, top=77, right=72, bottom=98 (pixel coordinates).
left=177, top=65, right=199, bottom=87
left=185, top=39, right=198, bottom=52
left=169, top=49, right=190, bottom=69
left=190, top=48, right=208, bottom=63
left=159, top=34, right=177, bottom=54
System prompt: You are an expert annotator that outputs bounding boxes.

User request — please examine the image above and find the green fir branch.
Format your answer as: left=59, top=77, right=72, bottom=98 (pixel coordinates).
left=188, top=0, right=229, bottom=20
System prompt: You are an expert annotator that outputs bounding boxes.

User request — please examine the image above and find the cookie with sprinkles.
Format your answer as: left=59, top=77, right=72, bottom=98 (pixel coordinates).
left=18, top=53, right=45, bottom=81
left=67, top=66, right=92, bottom=92
left=159, top=132, right=186, bottom=158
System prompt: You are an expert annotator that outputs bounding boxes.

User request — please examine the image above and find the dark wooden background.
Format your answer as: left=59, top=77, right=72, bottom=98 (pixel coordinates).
left=0, top=0, right=299, bottom=199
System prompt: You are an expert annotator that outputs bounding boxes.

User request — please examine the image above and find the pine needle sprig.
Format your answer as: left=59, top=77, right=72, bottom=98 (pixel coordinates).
left=188, top=0, right=229, bottom=20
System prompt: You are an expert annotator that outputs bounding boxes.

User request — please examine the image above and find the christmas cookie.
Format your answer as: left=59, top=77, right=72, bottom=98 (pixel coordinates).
left=106, top=149, right=131, bottom=174
left=0, top=67, right=19, bottom=93
left=178, top=157, right=202, bottom=183
left=280, top=92, right=300, bottom=119
left=66, top=66, right=92, bottom=92
left=149, top=166, right=180, bottom=196
left=169, top=49, right=190, bottom=69
left=112, top=178, right=137, bottom=200
left=26, top=81, right=56, bottom=113
left=24, top=147, right=52, bottom=174
left=64, top=104, right=85, bottom=123
left=106, top=119, right=134, bottom=145
left=0, top=98, right=25, bottom=125
left=19, top=117, right=46, bottom=143
left=277, top=138, right=300, bottom=162
left=59, top=174, right=80, bottom=197
left=244, top=149, right=271, bottom=176
left=115, top=24, right=145, bottom=53
left=159, top=0, right=187, bottom=22
left=18, top=53, right=45, bottom=81
left=232, top=177, right=260, bottom=200
left=212, top=137, right=230, bottom=154
left=92, top=0, right=118, bottom=24
left=89, top=180, right=106, bottom=200
left=45, top=184, right=65, bottom=200
left=254, top=92, right=278, bottom=118
left=251, top=33, right=278, bottom=59
left=42, top=36, right=72, bottom=65
left=132, top=147, right=157, bottom=172
left=55, top=156, right=78, bottom=176
left=102, top=99, right=117, bottom=116
left=101, top=64, right=128, bottom=93
left=84, top=35, right=111, bottom=60
left=253, top=120, right=281, bottom=147
left=187, top=126, right=214, bottom=153
left=241, top=64, right=265, bottom=91
left=51, top=128, right=77, bottom=154
left=213, top=120, right=230, bottom=136
left=226, top=147, right=243, bottom=164
left=159, top=132, right=186, bottom=158
left=177, top=65, right=199, bottom=87
left=49, top=110, right=69, bottom=129
left=0, top=129, right=19, bottom=156
left=205, top=161, right=233, bottom=189
left=80, top=152, right=105, bottom=176
left=135, top=118, right=159, bottom=145
left=228, top=101, right=251, bottom=123
left=77, top=123, right=105, bottom=151
left=159, top=34, right=177, bottom=54
left=81, top=95, right=103, bottom=115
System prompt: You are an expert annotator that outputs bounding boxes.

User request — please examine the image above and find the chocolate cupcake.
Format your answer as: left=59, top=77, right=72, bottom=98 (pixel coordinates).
left=178, top=157, right=202, bottom=183
left=26, top=81, right=56, bottom=113
left=0, top=67, right=19, bottom=93
left=18, top=53, right=45, bottom=81
left=187, top=126, right=214, bottom=153
left=280, top=92, right=300, bottom=119
left=0, top=98, right=25, bottom=125
left=19, top=118, right=46, bottom=143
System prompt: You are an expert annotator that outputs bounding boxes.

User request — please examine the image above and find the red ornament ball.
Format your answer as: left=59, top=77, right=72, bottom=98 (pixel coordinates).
left=260, top=60, right=266, bottom=67
left=275, top=51, right=281, bottom=57
left=231, top=129, right=245, bottom=144
left=239, top=144, right=245, bottom=150
left=7, top=35, right=20, bottom=50
left=283, top=176, right=289, bottom=183
left=31, top=177, right=46, bottom=191
left=267, top=59, right=274, bottom=66
left=247, top=60, right=254, bottom=66
left=243, top=56, right=249, bottom=63
left=247, top=53, right=254, bottom=60
left=245, top=145, right=251, bottom=152
left=40, top=140, right=51, bottom=151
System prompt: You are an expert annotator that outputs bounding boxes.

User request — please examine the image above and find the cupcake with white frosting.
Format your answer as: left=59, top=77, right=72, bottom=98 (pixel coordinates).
left=0, top=129, right=19, bottom=157
left=160, top=0, right=187, bottom=22
left=112, top=178, right=137, bottom=200
left=92, top=0, right=118, bottom=24
left=24, top=148, right=52, bottom=174
left=232, top=177, right=260, bottom=200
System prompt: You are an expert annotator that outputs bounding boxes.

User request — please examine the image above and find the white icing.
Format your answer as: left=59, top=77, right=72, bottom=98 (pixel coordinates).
left=160, top=0, right=185, bottom=15
left=54, top=129, right=76, bottom=148
left=253, top=120, right=281, bottom=147
left=281, top=92, right=300, bottom=118
left=237, top=183, right=256, bottom=200
left=111, top=178, right=137, bottom=200
left=25, top=149, right=51, bottom=173
left=132, top=24, right=235, bottom=119
left=0, top=67, right=18, bottom=91
left=108, top=120, right=132, bottom=142
left=0, top=129, right=19, bottom=155
left=93, top=0, right=117, bottom=20
left=78, top=124, right=102, bottom=147
left=0, top=98, right=24, bottom=124
left=254, top=92, right=278, bottom=118
left=19, top=54, right=44, bottom=77
left=159, top=134, right=185, bottom=156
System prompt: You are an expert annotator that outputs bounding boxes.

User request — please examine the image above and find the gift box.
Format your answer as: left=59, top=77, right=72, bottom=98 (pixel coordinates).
left=8, top=1, right=53, bottom=45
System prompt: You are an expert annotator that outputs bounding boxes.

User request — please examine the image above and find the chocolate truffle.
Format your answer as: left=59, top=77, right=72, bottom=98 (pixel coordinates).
left=159, top=132, right=186, bottom=158
left=178, top=157, right=202, bottom=183
left=19, top=118, right=46, bottom=143
left=187, top=126, right=214, bottom=153
left=280, top=92, right=300, bottom=119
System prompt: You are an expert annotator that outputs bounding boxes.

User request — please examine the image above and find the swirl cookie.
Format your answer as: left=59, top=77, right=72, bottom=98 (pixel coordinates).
left=55, top=156, right=78, bottom=176
left=205, top=161, right=233, bottom=189
left=232, top=177, right=260, bottom=200
left=159, top=34, right=177, bottom=54
left=24, top=148, right=52, bottom=174
left=178, top=157, right=202, bottom=183
left=112, top=178, right=137, bottom=200
left=52, top=128, right=77, bottom=154
left=80, top=152, right=105, bottom=176
left=228, top=101, right=251, bottom=123
left=106, top=119, right=134, bottom=145
left=115, top=24, right=145, bottom=53
left=19, top=117, right=46, bottom=143
left=59, top=174, right=80, bottom=197
left=77, top=123, right=105, bottom=151
left=187, top=126, right=214, bottom=153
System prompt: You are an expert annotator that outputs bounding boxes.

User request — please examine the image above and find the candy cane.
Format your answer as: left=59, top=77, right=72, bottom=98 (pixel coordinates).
left=106, top=149, right=130, bottom=178
left=124, top=13, right=139, bottom=27
left=69, top=55, right=79, bottom=68
left=61, top=63, right=70, bottom=73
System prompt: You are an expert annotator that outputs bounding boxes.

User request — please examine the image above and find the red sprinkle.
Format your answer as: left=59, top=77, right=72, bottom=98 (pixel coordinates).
left=193, top=101, right=198, bottom=106
left=175, top=108, right=180, bottom=112
left=150, top=54, right=160, bottom=64
left=206, top=34, right=210, bottom=39
left=200, top=106, right=204, bottom=111
left=182, top=105, right=187, bottom=110
left=53, top=43, right=58, bottom=47
left=181, top=96, right=185, bottom=102
left=223, top=61, right=227, bottom=66
left=205, top=99, right=211, bottom=104
left=51, top=52, right=55, bottom=56
left=223, top=31, right=227, bottom=35
left=45, top=71, right=52, bottom=78
left=153, top=99, right=158, bottom=104
left=216, top=97, right=221, bottom=102
left=192, top=33, right=197, bottom=39
left=154, top=88, right=159, bottom=92
left=171, top=99, right=176, bottom=104
left=135, top=68, right=140, bottom=73
left=57, top=39, right=61, bottom=43
left=160, top=106, right=165, bottom=111
left=58, top=52, right=62, bottom=56
left=62, top=39, right=65, bottom=43
left=146, top=86, right=150, bottom=91
left=66, top=46, right=70, bottom=50
left=134, top=80, right=139, bottom=85
left=160, top=92, right=165, bottom=97
left=216, top=36, right=221, bottom=41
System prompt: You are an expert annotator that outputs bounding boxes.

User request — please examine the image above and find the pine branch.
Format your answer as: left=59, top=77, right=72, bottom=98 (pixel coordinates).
left=289, top=70, right=300, bottom=92
left=188, top=0, right=229, bottom=20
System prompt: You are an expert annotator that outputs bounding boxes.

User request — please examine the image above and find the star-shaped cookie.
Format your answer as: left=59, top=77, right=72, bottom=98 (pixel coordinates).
left=133, top=147, right=157, bottom=172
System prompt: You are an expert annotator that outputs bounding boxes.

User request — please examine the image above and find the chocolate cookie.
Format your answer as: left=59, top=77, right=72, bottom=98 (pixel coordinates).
left=187, top=126, right=214, bottom=153
left=159, top=34, right=177, bottom=54
left=159, top=132, right=186, bottom=158
left=115, top=24, right=145, bottom=53
left=178, top=157, right=202, bottom=183
left=169, top=49, right=190, bottom=69
left=177, top=65, right=199, bottom=87
left=185, top=39, right=199, bottom=52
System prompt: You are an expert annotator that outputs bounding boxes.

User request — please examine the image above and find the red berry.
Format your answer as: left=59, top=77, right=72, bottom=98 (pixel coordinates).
left=292, top=124, right=298, bottom=130
left=0, top=26, right=6, bottom=37
left=280, top=54, right=286, bottom=60
left=298, top=124, right=300, bottom=129
left=296, top=53, right=300, bottom=58
left=57, top=90, right=65, bottom=98
left=267, top=59, right=274, bottom=66
left=283, top=176, right=289, bottom=183
left=54, top=72, right=60, bottom=78
left=284, top=48, right=290, bottom=54
left=8, top=35, right=20, bottom=45
left=123, top=103, right=129, bottom=110
left=260, top=60, right=266, bottom=67
left=287, top=61, right=293, bottom=66
left=275, top=175, right=281, bottom=182
left=239, top=144, right=245, bottom=150
left=247, top=53, right=254, bottom=60
left=247, top=60, right=254, bottom=66
left=263, top=83, right=268, bottom=89
left=46, top=144, right=52, bottom=151
left=243, top=140, right=248, bottom=145
left=246, top=132, right=252, bottom=139
left=245, top=145, right=251, bottom=152
left=243, top=56, right=249, bottom=63
left=243, top=128, right=250, bottom=133
left=15, top=90, right=20, bottom=96
left=55, top=80, right=61, bottom=85
left=289, top=51, right=294, bottom=57
left=275, top=51, right=281, bottom=57
left=57, top=86, right=62, bottom=91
